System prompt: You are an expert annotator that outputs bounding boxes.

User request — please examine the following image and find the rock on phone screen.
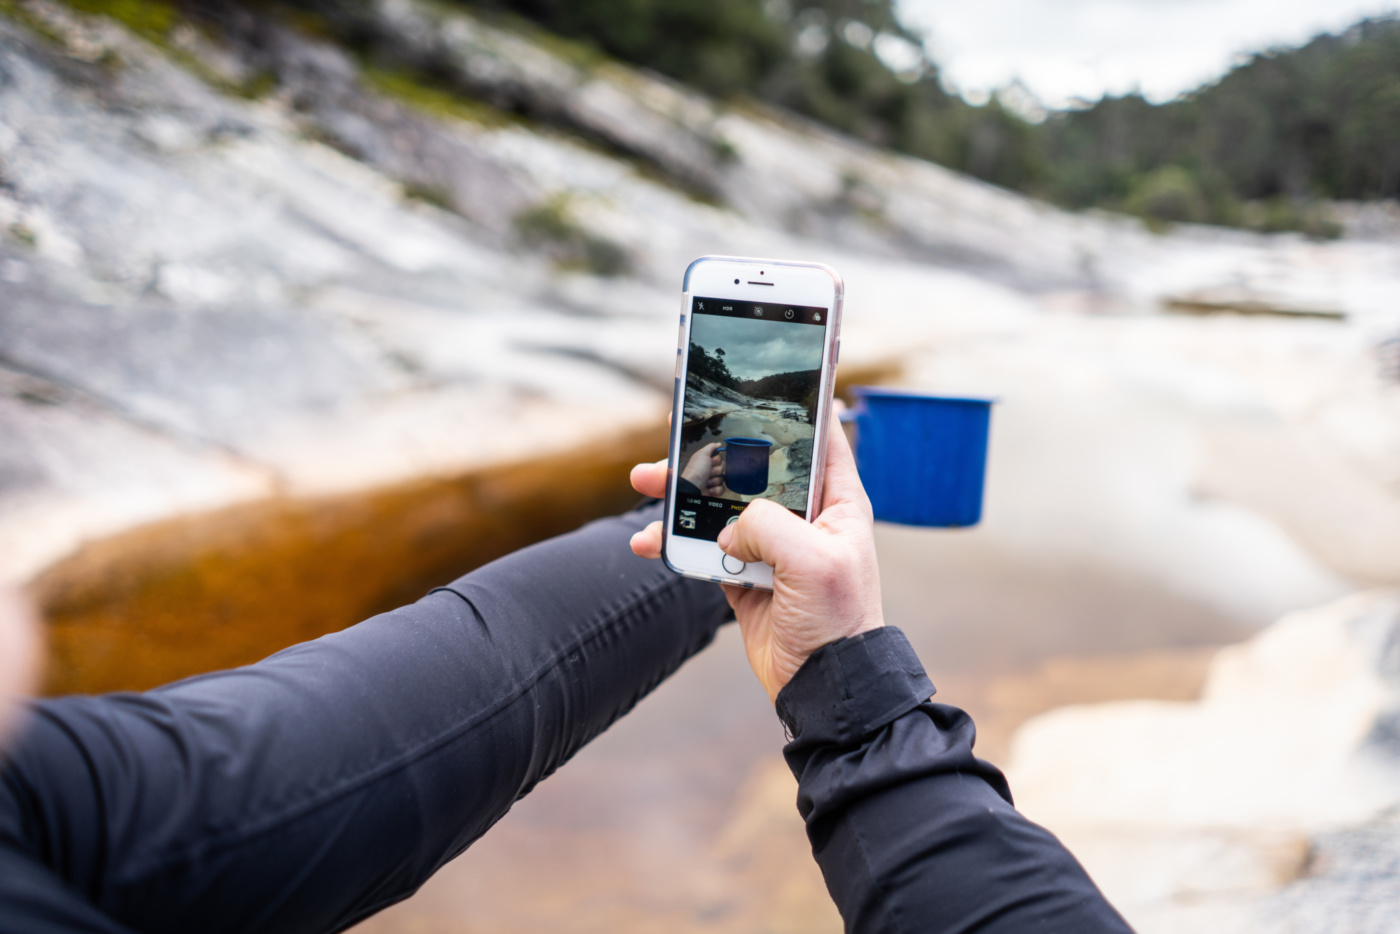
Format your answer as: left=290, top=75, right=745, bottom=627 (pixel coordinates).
left=672, top=296, right=829, bottom=542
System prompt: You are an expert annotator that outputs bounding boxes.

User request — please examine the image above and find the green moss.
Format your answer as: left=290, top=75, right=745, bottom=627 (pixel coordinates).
left=512, top=22, right=604, bottom=72
left=711, top=135, right=740, bottom=165
left=0, top=0, right=72, bottom=46
left=233, top=69, right=279, bottom=101
left=16, top=0, right=275, bottom=98
left=515, top=193, right=631, bottom=277
left=466, top=6, right=606, bottom=72
left=516, top=194, right=577, bottom=242
left=362, top=66, right=514, bottom=128
left=62, top=0, right=176, bottom=42
left=402, top=180, right=455, bottom=211
left=8, top=222, right=37, bottom=247
left=278, top=7, right=335, bottom=41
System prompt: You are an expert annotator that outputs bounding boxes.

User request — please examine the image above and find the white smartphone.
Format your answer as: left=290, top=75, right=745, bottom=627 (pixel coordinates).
left=662, top=255, right=844, bottom=590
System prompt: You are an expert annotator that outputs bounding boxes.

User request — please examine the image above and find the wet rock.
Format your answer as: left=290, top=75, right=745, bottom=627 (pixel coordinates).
left=784, top=436, right=812, bottom=481
left=1006, top=590, right=1400, bottom=933
left=1, top=0, right=1398, bottom=615
left=336, top=0, right=730, bottom=201
left=1259, top=812, right=1400, bottom=933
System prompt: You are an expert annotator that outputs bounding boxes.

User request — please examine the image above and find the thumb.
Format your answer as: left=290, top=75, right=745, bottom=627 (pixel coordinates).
left=718, top=499, right=813, bottom=570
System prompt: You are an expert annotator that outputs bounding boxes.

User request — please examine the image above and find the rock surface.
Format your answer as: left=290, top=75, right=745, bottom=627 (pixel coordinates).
left=3, top=3, right=1400, bottom=931
left=680, top=373, right=814, bottom=508
left=2, top=0, right=1398, bottom=608
left=1006, top=590, right=1400, bottom=933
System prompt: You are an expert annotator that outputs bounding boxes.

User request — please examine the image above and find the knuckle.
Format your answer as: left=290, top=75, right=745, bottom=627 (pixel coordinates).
left=806, top=543, right=847, bottom=591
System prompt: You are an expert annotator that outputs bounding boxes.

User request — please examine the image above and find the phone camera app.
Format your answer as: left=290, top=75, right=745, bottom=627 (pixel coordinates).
left=675, top=295, right=829, bottom=541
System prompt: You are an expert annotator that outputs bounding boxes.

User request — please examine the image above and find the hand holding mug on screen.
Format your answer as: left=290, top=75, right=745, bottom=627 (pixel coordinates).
left=680, top=442, right=726, bottom=497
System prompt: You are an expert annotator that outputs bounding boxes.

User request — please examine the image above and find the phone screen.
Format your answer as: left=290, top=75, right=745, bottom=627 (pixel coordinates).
left=672, top=296, right=830, bottom=542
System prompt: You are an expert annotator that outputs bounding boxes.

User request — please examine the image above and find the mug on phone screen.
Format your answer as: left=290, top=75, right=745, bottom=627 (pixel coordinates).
left=718, top=437, right=772, bottom=496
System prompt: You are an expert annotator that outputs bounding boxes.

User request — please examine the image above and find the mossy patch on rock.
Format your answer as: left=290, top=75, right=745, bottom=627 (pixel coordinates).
left=515, top=193, right=632, bottom=277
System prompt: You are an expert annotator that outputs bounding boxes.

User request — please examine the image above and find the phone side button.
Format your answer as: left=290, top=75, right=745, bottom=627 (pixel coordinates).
left=720, top=553, right=745, bottom=575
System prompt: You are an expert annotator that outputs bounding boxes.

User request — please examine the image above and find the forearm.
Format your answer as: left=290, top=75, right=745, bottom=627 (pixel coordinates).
left=0, top=505, right=731, bottom=934
left=778, top=628, right=1131, bottom=934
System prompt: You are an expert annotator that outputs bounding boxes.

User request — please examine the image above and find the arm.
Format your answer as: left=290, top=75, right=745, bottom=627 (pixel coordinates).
left=629, top=417, right=1130, bottom=933
left=778, top=628, right=1130, bottom=933
left=0, top=505, right=731, bottom=934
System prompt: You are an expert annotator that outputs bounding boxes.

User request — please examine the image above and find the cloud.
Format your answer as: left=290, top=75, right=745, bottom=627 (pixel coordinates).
left=690, top=314, right=825, bottom=382
left=900, top=0, right=1400, bottom=106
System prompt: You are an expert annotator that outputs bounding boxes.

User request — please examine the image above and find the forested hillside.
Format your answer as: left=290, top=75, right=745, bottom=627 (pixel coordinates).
left=461, top=0, right=1033, bottom=191
left=462, top=1, right=1400, bottom=234
left=1038, top=17, right=1400, bottom=233
left=89, top=0, right=1395, bottom=234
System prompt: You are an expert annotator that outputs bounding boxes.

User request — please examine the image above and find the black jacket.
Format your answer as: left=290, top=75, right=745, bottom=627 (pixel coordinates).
left=0, top=506, right=1128, bottom=933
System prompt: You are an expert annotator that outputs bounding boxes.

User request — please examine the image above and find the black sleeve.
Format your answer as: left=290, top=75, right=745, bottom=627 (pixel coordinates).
left=0, top=505, right=732, bottom=934
left=775, top=627, right=1133, bottom=934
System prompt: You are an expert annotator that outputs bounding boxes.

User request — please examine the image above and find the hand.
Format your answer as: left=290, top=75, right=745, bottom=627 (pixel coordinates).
left=629, top=411, right=884, bottom=703
left=679, top=442, right=725, bottom=496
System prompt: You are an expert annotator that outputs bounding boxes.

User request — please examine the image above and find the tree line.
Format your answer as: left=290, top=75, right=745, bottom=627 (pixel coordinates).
left=466, top=1, right=1400, bottom=235
left=689, top=342, right=819, bottom=414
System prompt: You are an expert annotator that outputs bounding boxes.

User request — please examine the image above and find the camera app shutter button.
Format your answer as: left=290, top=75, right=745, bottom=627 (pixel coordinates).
left=721, top=553, right=746, bottom=575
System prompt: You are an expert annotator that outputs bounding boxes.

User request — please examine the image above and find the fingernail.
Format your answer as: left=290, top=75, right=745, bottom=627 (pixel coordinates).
left=717, top=526, right=733, bottom=550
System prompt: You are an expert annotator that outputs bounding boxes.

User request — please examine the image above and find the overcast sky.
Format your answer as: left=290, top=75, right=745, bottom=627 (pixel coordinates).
left=691, top=314, right=825, bottom=382
left=898, top=0, right=1400, bottom=109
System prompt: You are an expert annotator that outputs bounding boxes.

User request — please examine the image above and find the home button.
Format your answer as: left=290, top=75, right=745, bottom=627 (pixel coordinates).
left=721, top=553, right=746, bottom=575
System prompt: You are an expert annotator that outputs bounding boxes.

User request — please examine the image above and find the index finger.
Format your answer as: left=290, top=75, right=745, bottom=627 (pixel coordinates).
left=629, top=459, right=668, bottom=499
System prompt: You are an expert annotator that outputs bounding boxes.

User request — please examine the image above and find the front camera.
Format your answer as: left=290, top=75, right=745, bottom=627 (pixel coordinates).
left=734, top=278, right=739, bottom=284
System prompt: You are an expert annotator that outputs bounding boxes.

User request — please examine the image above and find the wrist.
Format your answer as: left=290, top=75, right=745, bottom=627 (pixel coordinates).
left=774, top=626, right=933, bottom=746
left=766, top=613, right=886, bottom=703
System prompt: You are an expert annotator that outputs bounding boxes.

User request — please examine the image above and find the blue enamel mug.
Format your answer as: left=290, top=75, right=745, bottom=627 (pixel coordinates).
left=719, top=437, right=772, bottom=495
left=842, top=388, right=995, bottom=527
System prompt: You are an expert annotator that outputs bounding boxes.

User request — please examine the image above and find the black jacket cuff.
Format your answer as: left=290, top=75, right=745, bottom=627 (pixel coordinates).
left=774, top=627, right=935, bottom=748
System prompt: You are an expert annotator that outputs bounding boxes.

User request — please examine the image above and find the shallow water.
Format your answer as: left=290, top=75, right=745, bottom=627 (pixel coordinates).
left=32, top=396, right=1264, bottom=934
left=353, top=520, right=1250, bottom=934
left=682, top=402, right=815, bottom=509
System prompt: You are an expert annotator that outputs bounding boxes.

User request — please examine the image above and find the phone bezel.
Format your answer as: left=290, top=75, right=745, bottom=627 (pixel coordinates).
left=662, top=255, right=844, bottom=590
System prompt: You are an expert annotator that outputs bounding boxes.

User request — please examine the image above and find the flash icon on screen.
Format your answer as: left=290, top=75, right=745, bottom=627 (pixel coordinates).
left=814, top=312, right=821, bottom=321
left=753, top=306, right=763, bottom=316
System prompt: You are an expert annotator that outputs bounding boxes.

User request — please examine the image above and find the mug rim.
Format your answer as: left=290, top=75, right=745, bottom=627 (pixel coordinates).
left=850, top=386, right=997, bottom=405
